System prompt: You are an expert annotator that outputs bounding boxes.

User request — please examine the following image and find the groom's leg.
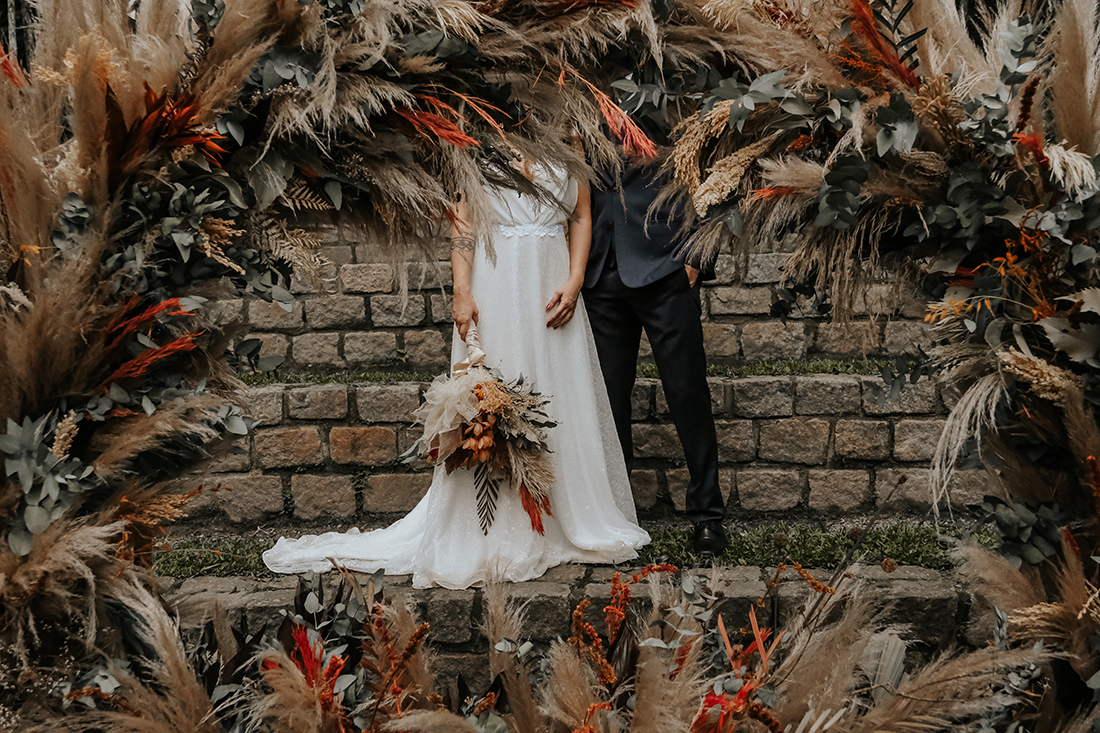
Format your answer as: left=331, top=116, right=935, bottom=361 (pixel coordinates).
left=583, top=266, right=643, bottom=472
left=632, top=270, right=724, bottom=524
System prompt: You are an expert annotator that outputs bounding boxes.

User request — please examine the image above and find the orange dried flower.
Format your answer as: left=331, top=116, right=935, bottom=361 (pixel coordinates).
left=792, top=562, right=835, bottom=594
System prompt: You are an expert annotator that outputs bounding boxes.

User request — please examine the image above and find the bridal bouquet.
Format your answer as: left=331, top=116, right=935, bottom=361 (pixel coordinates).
left=405, top=325, right=557, bottom=535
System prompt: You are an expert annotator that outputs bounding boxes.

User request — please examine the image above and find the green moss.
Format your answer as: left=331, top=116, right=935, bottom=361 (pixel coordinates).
left=156, top=523, right=998, bottom=578
left=639, top=522, right=997, bottom=569
left=239, top=370, right=437, bottom=386
left=154, top=537, right=273, bottom=578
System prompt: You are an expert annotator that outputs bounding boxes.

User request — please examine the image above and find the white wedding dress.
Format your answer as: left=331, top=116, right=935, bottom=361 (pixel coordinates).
left=263, top=165, right=650, bottom=589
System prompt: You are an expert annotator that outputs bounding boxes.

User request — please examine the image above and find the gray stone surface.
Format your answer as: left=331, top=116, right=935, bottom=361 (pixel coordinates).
left=716, top=420, right=755, bottom=462
left=745, top=253, right=788, bottom=284
left=758, top=418, right=830, bottom=464
left=291, top=474, right=356, bottom=520
left=255, top=426, right=324, bottom=468
left=814, top=321, right=880, bottom=354
left=883, top=320, right=934, bottom=355
left=737, top=468, right=802, bottom=511
left=702, top=322, right=742, bottom=358
left=304, top=295, right=365, bottom=329
left=485, top=582, right=572, bottom=640
left=357, top=384, right=422, bottom=422
left=632, top=424, right=682, bottom=459
left=186, top=473, right=284, bottom=523
left=364, top=472, right=432, bottom=513
left=808, top=469, right=871, bottom=511
left=731, top=377, right=793, bottom=418
left=709, top=286, right=772, bottom=315
left=248, top=300, right=303, bottom=330
left=287, top=384, right=348, bottom=420
left=741, top=321, right=807, bottom=360
left=292, top=333, right=343, bottom=367
left=244, top=385, right=284, bottom=425
left=630, top=470, right=659, bottom=510
left=893, top=419, right=946, bottom=462
left=340, top=263, right=393, bottom=293
left=425, top=589, right=476, bottom=644
left=344, top=331, right=398, bottom=365
left=795, top=375, right=862, bottom=415
left=862, top=378, right=939, bottom=415
left=876, top=468, right=934, bottom=512
left=835, top=419, right=891, bottom=460
left=330, top=426, right=397, bottom=465
left=371, top=295, right=426, bottom=327
left=404, top=329, right=448, bottom=367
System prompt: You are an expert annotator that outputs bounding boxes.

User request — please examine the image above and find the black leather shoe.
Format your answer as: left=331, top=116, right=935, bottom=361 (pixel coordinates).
left=692, top=520, right=728, bottom=560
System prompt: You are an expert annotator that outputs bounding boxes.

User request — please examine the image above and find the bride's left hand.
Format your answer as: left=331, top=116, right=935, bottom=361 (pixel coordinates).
left=546, top=277, right=582, bottom=329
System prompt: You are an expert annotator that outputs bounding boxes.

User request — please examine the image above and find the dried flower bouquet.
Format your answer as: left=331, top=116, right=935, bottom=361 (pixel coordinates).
left=405, top=325, right=557, bottom=535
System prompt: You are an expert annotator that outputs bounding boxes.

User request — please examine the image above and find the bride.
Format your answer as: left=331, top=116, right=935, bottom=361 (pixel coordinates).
left=263, top=160, right=650, bottom=589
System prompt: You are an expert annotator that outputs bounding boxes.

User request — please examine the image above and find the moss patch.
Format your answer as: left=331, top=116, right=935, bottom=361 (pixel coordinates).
left=156, top=522, right=996, bottom=578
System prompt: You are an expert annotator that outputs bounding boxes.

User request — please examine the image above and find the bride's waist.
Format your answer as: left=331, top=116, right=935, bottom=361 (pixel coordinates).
left=491, top=223, right=565, bottom=238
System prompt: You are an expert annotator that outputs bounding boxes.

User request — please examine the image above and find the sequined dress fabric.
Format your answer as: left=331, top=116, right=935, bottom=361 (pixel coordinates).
left=263, top=166, right=650, bottom=589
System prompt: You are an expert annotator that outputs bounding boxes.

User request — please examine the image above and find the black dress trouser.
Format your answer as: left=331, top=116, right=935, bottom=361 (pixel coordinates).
left=583, top=261, right=725, bottom=524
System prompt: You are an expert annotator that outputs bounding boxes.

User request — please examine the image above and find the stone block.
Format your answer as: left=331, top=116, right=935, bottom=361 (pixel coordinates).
left=808, top=470, right=871, bottom=512
left=709, top=286, right=771, bottom=315
left=852, top=284, right=899, bottom=316
left=716, top=420, right=755, bottom=462
left=795, top=375, right=861, bottom=415
left=255, top=426, right=324, bottom=467
left=731, top=377, right=793, bottom=418
left=632, top=380, right=654, bottom=420
left=630, top=470, right=659, bottom=511
left=702, top=322, right=741, bottom=358
left=433, top=654, right=492, bottom=704
left=758, top=418, right=830, bottom=464
left=744, top=253, right=788, bottom=284
left=639, top=332, right=652, bottom=357
left=712, top=253, right=738, bottom=284
left=250, top=332, right=289, bottom=359
left=429, top=293, right=453, bottom=323
left=425, top=589, right=475, bottom=644
left=814, top=321, right=880, bottom=354
left=876, top=468, right=934, bottom=513
left=291, top=474, right=356, bottom=520
left=205, top=298, right=244, bottom=325
left=632, top=424, right=682, bottom=459
left=939, top=380, right=963, bottom=411
left=364, top=472, right=432, bottom=513
left=737, top=469, right=803, bottom=511
left=949, top=469, right=988, bottom=509
left=876, top=579, right=957, bottom=648
left=403, top=329, right=448, bottom=368
left=884, top=320, right=935, bottom=355
left=741, top=321, right=807, bottom=360
left=244, top=385, right=284, bottom=425
left=187, top=473, right=284, bottom=523
left=712, top=567, right=768, bottom=625
left=490, top=582, right=572, bottom=640
left=323, top=244, right=355, bottom=266
left=404, top=262, right=452, bottom=290
left=206, top=444, right=250, bottom=473
left=330, top=426, right=398, bottom=465
left=304, top=295, right=365, bottom=329
left=292, top=333, right=343, bottom=367
left=894, top=419, right=946, bottom=462
left=834, top=419, right=891, bottom=460
left=709, top=379, right=730, bottom=416
left=290, top=261, right=339, bottom=295
left=371, top=295, right=426, bottom=327
left=357, top=384, right=422, bottom=423
left=862, top=378, right=938, bottom=415
left=340, top=263, right=393, bottom=293
left=248, top=300, right=303, bottom=330
left=667, top=468, right=689, bottom=511
left=287, top=384, right=348, bottom=420
left=344, top=331, right=398, bottom=366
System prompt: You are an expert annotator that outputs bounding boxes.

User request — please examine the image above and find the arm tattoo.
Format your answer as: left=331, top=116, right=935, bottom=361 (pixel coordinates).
left=450, top=234, right=476, bottom=265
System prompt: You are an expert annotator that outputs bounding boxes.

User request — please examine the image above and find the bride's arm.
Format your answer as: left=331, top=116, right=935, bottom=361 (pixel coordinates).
left=449, top=198, right=479, bottom=341
left=546, top=180, right=591, bottom=329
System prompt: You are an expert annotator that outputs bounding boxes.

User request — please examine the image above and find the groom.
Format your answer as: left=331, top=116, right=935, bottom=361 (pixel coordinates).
left=583, top=160, right=728, bottom=558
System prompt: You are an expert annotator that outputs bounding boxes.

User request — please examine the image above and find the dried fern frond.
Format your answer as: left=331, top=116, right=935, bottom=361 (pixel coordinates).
left=247, top=213, right=326, bottom=285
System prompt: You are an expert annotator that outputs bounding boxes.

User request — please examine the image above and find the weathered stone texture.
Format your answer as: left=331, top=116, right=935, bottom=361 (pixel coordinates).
left=340, top=263, right=393, bottom=293
left=809, top=469, right=870, bottom=511
left=758, top=419, right=830, bottom=464
left=795, top=375, right=861, bottom=415
left=357, top=384, right=421, bottom=423
left=702, top=322, right=742, bottom=358
left=291, top=474, right=356, bottom=520
left=737, top=469, right=803, bottom=511
left=731, top=377, right=793, bottom=418
left=876, top=468, right=933, bottom=512
left=425, top=589, right=476, bottom=644
left=716, top=420, right=755, bottom=462
left=364, top=472, right=431, bottom=513
left=863, top=378, right=939, bottom=415
left=709, top=287, right=771, bottom=316
left=894, top=419, right=946, bottom=462
left=344, top=331, right=398, bottom=365
left=814, top=321, right=880, bottom=354
left=741, top=321, right=807, bottom=360
left=330, top=426, right=397, bottom=465
left=255, top=426, right=324, bottom=467
left=248, top=300, right=303, bottom=330
left=835, top=419, right=891, bottom=460
left=745, top=253, right=788, bottom=284
left=187, top=473, right=284, bottom=523
left=371, top=295, right=426, bottom=327
left=884, top=321, right=935, bottom=355
left=287, top=384, right=348, bottom=420
left=632, top=424, right=682, bottom=459
left=244, top=385, right=284, bottom=425
left=292, top=333, right=343, bottom=366
left=403, top=329, right=448, bottom=367
left=304, top=295, right=365, bottom=329
left=630, top=470, right=659, bottom=510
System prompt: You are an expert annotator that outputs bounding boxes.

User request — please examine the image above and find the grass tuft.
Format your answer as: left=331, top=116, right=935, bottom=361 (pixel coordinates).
left=155, top=537, right=273, bottom=578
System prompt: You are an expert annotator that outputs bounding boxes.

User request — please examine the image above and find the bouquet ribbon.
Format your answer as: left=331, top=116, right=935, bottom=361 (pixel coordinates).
left=453, top=322, right=487, bottom=375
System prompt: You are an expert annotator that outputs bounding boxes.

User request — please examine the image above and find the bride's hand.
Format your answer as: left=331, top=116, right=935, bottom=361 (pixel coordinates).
left=546, top=277, right=582, bottom=329
left=453, top=292, right=479, bottom=340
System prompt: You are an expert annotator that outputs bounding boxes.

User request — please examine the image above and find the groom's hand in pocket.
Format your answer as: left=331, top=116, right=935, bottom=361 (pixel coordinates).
left=546, top=277, right=582, bottom=329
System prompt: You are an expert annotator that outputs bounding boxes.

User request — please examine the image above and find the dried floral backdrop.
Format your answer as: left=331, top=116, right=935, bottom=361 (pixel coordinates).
left=0, top=0, right=1099, bottom=730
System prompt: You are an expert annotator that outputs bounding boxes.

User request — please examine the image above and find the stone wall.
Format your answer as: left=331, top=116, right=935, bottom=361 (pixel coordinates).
left=199, top=231, right=934, bottom=374
left=185, top=373, right=981, bottom=528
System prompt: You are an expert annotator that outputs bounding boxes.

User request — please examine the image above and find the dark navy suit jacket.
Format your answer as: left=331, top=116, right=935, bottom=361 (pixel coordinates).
left=585, top=161, right=705, bottom=289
